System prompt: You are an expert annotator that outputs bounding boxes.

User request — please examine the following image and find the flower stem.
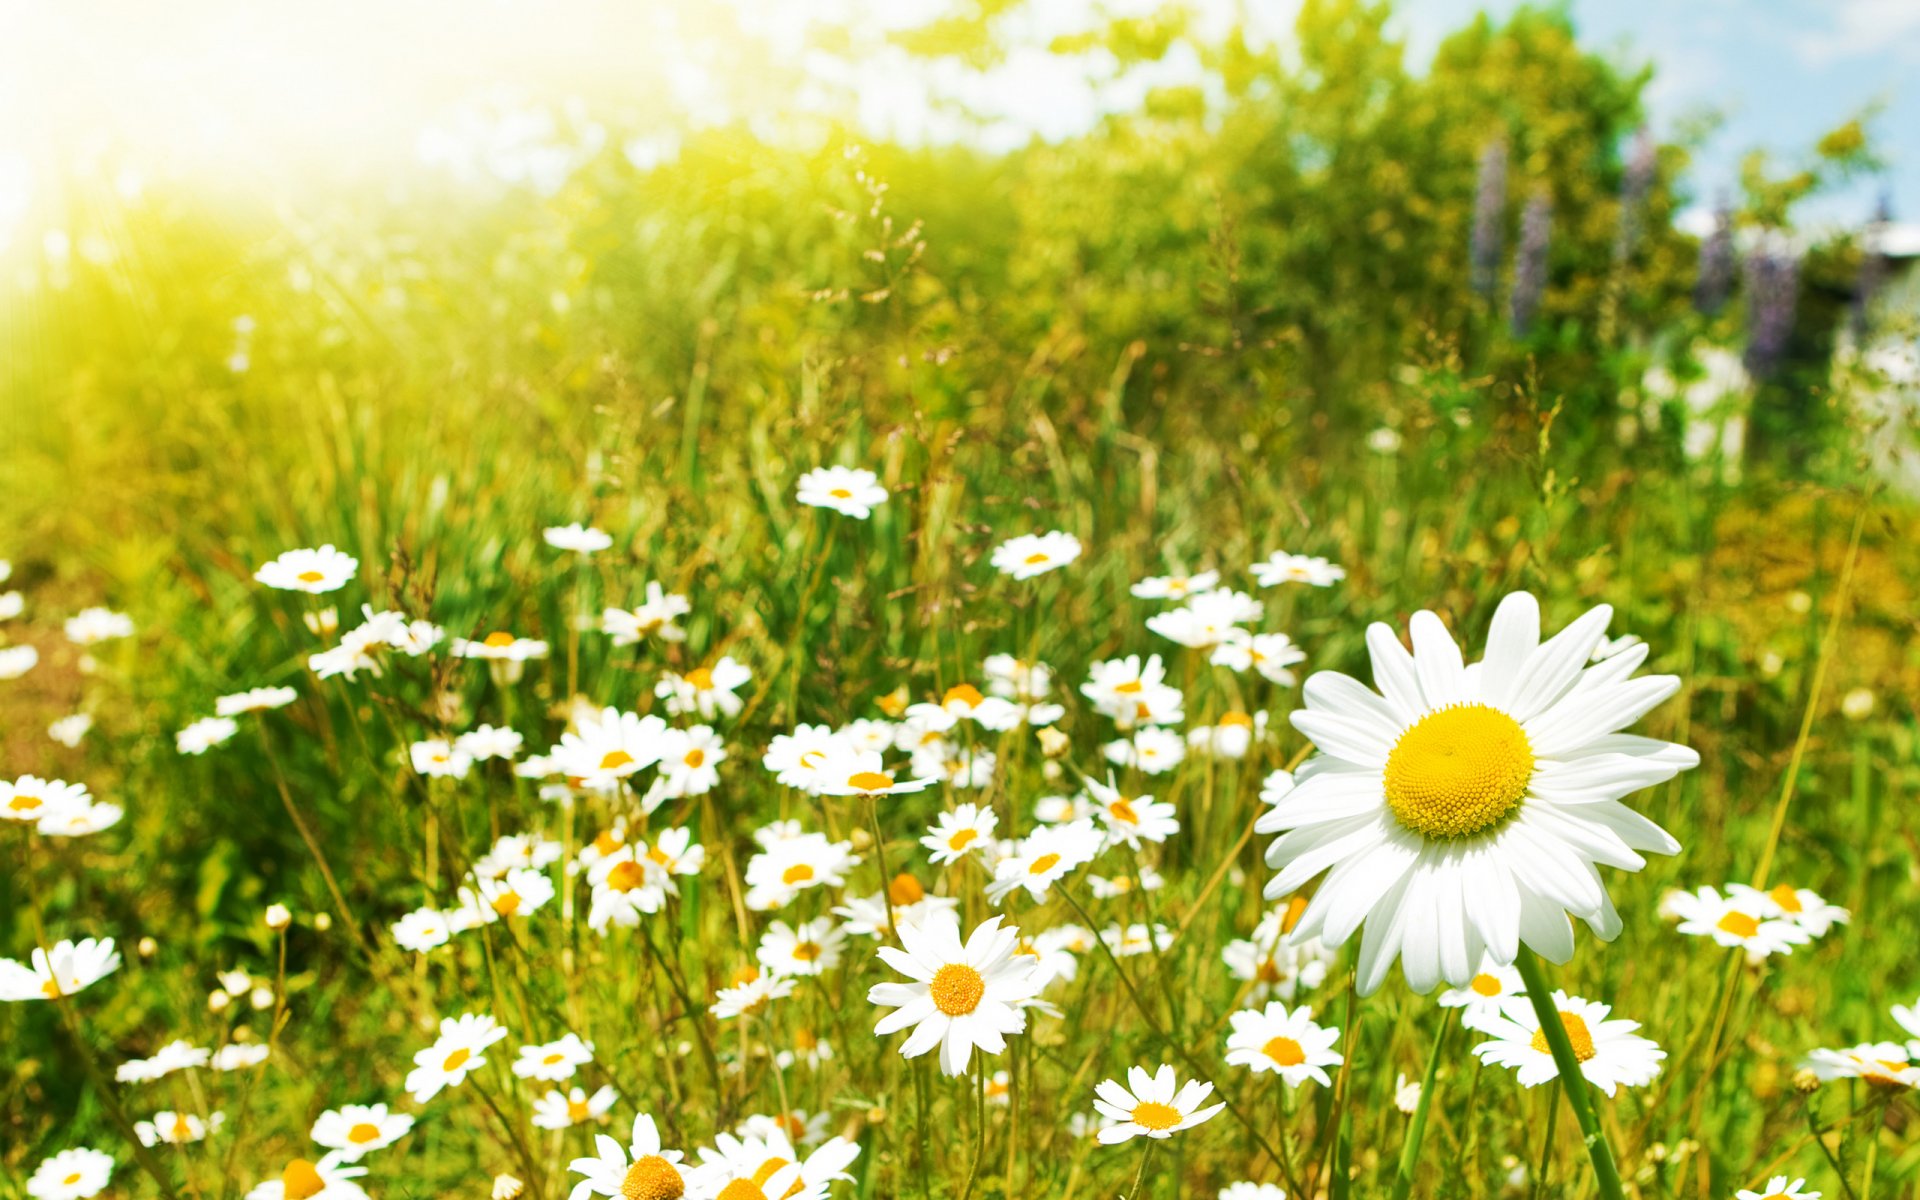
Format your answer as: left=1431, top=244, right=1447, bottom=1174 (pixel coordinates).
left=1124, top=1139, right=1156, bottom=1200
left=1389, top=1007, right=1454, bottom=1200
left=1513, top=948, right=1626, bottom=1200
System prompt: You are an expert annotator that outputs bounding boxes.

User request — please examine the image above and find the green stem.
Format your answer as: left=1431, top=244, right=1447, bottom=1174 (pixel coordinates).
left=1390, top=1008, right=1454, bottom=1200
left=1513, top=948, right=1626, bottom=1200
left=1124, top=1139, right=1156, bottom=1200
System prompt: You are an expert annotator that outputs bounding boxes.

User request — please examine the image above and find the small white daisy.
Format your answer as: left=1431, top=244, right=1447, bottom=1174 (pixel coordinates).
left=922, top=803, right=999, bottom=865
left=1668, top=886, right=1811, bottom=961
left=404, top=1013, right=508, bottom=1102
left=1250, top=552, right=1345, bottom=588
left=311, top=1104, right=415, bottom=1160
left=1223, top=1002, right=1343, bottom=1088
left=216, top=687, right=299, bottom=716
left=177, top=716, right=239, bottom=755
left=990, top=531, right=1082, bottom=580
left=513, top=1033, right=594, bottom=1082
left=796, top=465, right=889, bottom=518
left=1472, top=991, right=1664, bottom=1096
left=544, top=523, right=613, bottom=555
left=26, top=1147, right=114, bottom=1200
left=534, top=1085, right=616, bottom=1130
left=867, top=913, right=1043, bottom=1076
left=254, top=545, right=358, bottom=594
left=1092, top=1064, right=1226, bottom=1144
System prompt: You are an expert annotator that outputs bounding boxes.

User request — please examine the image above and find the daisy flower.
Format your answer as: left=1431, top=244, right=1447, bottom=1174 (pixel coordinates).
left=1081, top=654, right=1184, bottom=728
left=26, top=1148, right=114, bottom=1200
left=534, top=1085, right=616, bottom=1130
left=1102, top=923, right=1173, bottom=957
left=568, top=1120, right=691, bottom=1200
left=452, top=631, right=550, bottom=663
left=867, top=913, right=1043, bottom=1076
left=1187, top=711, right=1269, bottom=760
left=1726, top=882, right=1850, bottom=938
left=1132, top=570, right=1220, bottom=601
left=757, top=918, right=848, bottom=977
left=1472, top=991, right=1665, bottom=1096
left=553, top=707, right=670, bottom=790
left=711, top=970, right=797, bottom=1020
left=985, top=819, right=1101, bottom=905
left=255, top=545, right=358, bottom=594
left=1222, top=915, right=1335, bottom=1007
left=1145, top=589, right=1263, bottom=649
left=1092, top=1065, right=1226, bottom=1144
left=2, top=775, right=89, bottom=824
left=0, top=937, right=121, bottom=1001
left=838, top=716, right=899, bottom=752
left=177, top=716, right=239, bottom=755
left=456, top=724, right=525, bottom=762
left=514, top=1033, right=594, bottom=1082
left=0, top=643, right=37, bottom=679
left=544, top=523, right=613, bottom=554
left=1668, top=886, right=1811, bottom=961
left=810, top=747, right=936, bottom=798
left=1102, top=726, right=1186, bottom=775
left=1088, top=866, right=1164, bottom=899
left=216, top=687, right=299, bottom=716
left=115, top=1040, right=209, bottom=1082
left=796, top=465, right=889, bottom=518
left=601, top=583, right=691, bottom=645
left=762, top=724, right=846, bottom=792
left=657, top=657, right=751, bottom=720
left=1214, top=633, right=1307, bottom=684
left=743, top=832, right=859, bottom=910
left=311, top=1104, right=415, bottom=1159
left=1250, top=552, right=1345, bottom=588
left=391, top=908, right=452, bottom=954
left=1802, top=1043, right=1918, bottom=1090
left=1224, top=1002, right=1343, bottom=1088
left=410, top=739, right=474, bottom=779
left=245, top=1156, right=368, bottom=1200
left=991, top=531, right=1082, bottom=580
left=1437, top=958, right=1525, bottom=1031
left=1265, top=592, right=1697, bottom=994
left=211, top=1044, right=270, bottom=1071
left=657, top=725, right=725, bottom=796
left=983, top=654, right=1054, bottom=701
left=923, top=803, right=998, bottom=865
left=48, top=713, right=93, bottom=747
left=63, top=608, right=133, bottom=646
left=136, top=1111, right=221, bottom=1145
left=689, top=1129, right=861, bottom=1200
left=1084, top=776, right=1179, bottom=849
left=404, top=1013, right=508, bottom=1102
left=1736, top=1178, right=1821, bottom=1200
left=833, top=886, right=960, bottom=940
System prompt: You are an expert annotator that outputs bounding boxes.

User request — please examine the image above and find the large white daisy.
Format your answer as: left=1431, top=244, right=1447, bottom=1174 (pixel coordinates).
left=866, top=914, right=1042, bottom=1076
left=1263, top=592, right=1696, bottom=994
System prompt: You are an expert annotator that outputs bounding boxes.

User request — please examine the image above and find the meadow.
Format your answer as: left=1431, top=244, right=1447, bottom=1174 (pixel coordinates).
left=3, top=5, right=1920, bottom=1199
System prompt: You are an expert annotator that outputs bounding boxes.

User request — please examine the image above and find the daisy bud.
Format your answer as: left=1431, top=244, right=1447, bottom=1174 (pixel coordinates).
left=208, top=989, right=231, bottom=1012
left=1840, top=688, right=1874, bottom=721
left=865, top=1105, right=887, bottom=1125
left=493, top=1175, right=524, bottom=1200
left=1793, top=1068, right=1821, bottom=1093
left=264, top=903, right=292, bottom=931
left=847, top=827, right=873, bottom=852
left=137, top=936, right=158, bottom=958
left=876, top=686, right=909, bottom=718
left=1035, top=727, right=1069, bottom=758
left=250, top=987, right=274, bottom=1010
left=303, top=607, right=339, bottom=636
left=312, top=912, right=332, bottom=932
left=1041, top=761, right=1062, bottom=781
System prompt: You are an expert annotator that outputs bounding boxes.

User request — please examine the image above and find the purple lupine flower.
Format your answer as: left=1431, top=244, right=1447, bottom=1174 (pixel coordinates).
left=1510, top=191, right=1552, bottom=335
left=1743, top=240, right=1801, bottom=380
left=1694, top=200, right=1736, bottom=316
left=1613, top=126, right=1657, bottom=263
left=1470, top=136, right=1508, bottom=298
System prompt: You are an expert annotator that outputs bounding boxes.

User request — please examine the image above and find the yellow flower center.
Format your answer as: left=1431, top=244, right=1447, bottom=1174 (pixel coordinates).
left=1255, top=958, right=1283, bottom=984
left=1130, top=1101, right=1182, bottom=1131
left=1768, top=884, right=1803, bottom=914
left=568, top=1096, right=591, bottom=1121
left=1281, top=894, right=1309, bottom=934
left=686, top=667, right=715, bottom=690
left=947, top=829, right=979, bottom=851
left=1529, top=1011, right=1597, bottom=1063
left=647, top=846, right=672, bottom=867
left=1028, top=853, right=1062, bottom=875
left=63, top=1174, right=83, bottom=1186
left=942, top=683, right=984, bottom=709
left=1716, top=911, right=1760, bottom=939
left=593, top=829, right=623, bottom=854
left=1107, top=798, right=1139, bottom=824
left=171, top=1114, right=194, bottom=1141
left=750, top=1159, right=792, bottom=1187
left=483, top=631, right=516, bottom=648
left=715, top=1182, right=766, bottom=1200
left=41, top=977, right=64, bottom=998
left=781, top=863, right=815, bottom=885
left=684, top=749, right=705, bottom=768
left=607, top=861, right=648, bottom=893
left=929, top=963, right=986, bottom=1015
left=296, top=570, right=325, bottom=584
left=620, top=1156, right=685, bottom=1200
left=1263, top=1036, right=1307, bottom=1067
left=491, top=892, right=522, bottom=916
left=829, top=488, right=852, bottom=499
left=282, top=1159, right=327, bottom=1200
left=791, top=941, right=822, bottom=962
left=599, top=750, right=636, bottom=771
left=888, top=873, right=926, bottom=905
left=794, top=1029, right=818, bottom=1050
left=442, top=1047, right=471, bottom=1072
left=1114, top=680, right=1144, bottom=694
left=9, top=793, right=43, bottom=811
left=347, top=1122, right=382, bottom=1144
left=847, top=770, right=893, bottom=792
left=1382, top=704, right=1534, bottom=840
left=1023, top=552, right=1049, bottom=565
left=1469, top=973, right=1504, bottom=997
left=544, top=1052, right=566, bottom=1065
left=1220, top=711, right=1254, bottom=729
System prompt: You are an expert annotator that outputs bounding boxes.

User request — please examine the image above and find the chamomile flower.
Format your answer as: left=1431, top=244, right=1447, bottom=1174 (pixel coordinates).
left=1084, top=777, right=1179, bottom=849
left=514, top=1033, right=594, bottom=1082
left=1736, top=1178, right=1820, bottom=1200
left=1102, top=923, right=1173, bottom=957
left=867, top=913, right=1043, bottom=1076
left=1222, top=905, right=1336, bottom=1005
left=810, top=747, right=936, bottom=798
left=1472, top=992, right=1664, bottom=1096
left=833, top=881, right=960, bottom=939
left=657, top=725, right=726, bottom=796
left=255, top=546, right=358, bottom=594
left=553, top=707, right=670, bottom=790
left=1132, top=571, right=1220, bottom=601
left=838, top=717, right=898, bottom=753
left=1224, top=1002, right=1343, bottom=1088
left=0, top=937, right=121, bottom=1001
left=1893, top=997, right=1920, bottom=1051
left=1394, top=1074, right=1423, bottom=1113
left=481, top=868, right=557, bottom=918
left=1438, top=959, right=1525, bottom=1031
left=391, top=908, right=452, bottom=954
left=1802, top=1044, right=1917, bottom=1090
left=409, top=739, right=473, bottom=779
left=711, top=969, right=797, bottom=1020
left=1668, top=886, right=1811, bottom=961
left=48, top=713, right=92, bottom=747
left=1187, top=711, right=1269, bottom=760
left=1092, top=1065, right=1225, bottom=1144
left=2, top=775, right=88, bottom=824
left=0, top=643, right=38, bottom=678
left=796, top=465, right=889, bottom=518
left=544, top=523, right=613, bottom=554
left=601, top=583, right=691, bottom=645
left=1145, top=589, right=1262, bottom=649
left=985, top=819, right=1101, bottom=905
left=1102, top=726, right=1186, bottom=775
left=690, top=1129, right=860, bottom=1200
left=404, top=1013, right=508, bottom=1102
left=1726, top=882, right=1850, bottom=938
left=983, top=654, right=1055, bottom=702
left=216, top=687, right=299, bottom=716
left=176, top=717, right=239, bottom=755
left=1265, top=592, right=1696, bottom=995
left=116, top=1040, right=209, bottom=1082
left=26, top=1148, right=114, bottom=1200
left=923, top=804, right=999, bottom=865
left=534, top=1085, right=617, bottom=1130
left=456, top=724, right=525, bottom=761
left=758, top=918, right=848, bottom=978
left=136, top=1111, right=221, bottom=1145
left=991, top=531, right=1082, bottom=580
left=63, top=607, right=133, bottom=646
left=762, top=724, right=845, bottom=792
left=1081, top=654, right=1184, bottom=728
left=657, top=657, right=751, bottom=720
left=1211, top=633, right=1308, bottom=685
left=743, top=832, right=859, bottom=910
left=1250, top=552, right=1345, bottom=588
left=211, top=1044, right=270, bottom=1071
left=311, top=1104, right=415, bottom=1159
left=244, top=1156, right=367, bottom=1200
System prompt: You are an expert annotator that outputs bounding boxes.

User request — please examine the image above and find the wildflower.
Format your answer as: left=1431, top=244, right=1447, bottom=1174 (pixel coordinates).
left=1092, top=1065, right=1226, bottom=1144
left=711, top=969, right=797, bottom=1020
left=1102, top=726, right=1185, bottom=775
left=986, top=819, right=1101, bottom=905
left=243, top=1155, right=368, bottom=1200
left=1221, top=907, right=1335, bottom=1006
left=657, top=657, right=751, bottom=720
left=177, top=717, right=239, bottom=755
left=304, top=607, right=339, bottom=636
left=811, top=748, right=936, bottom=798
left=1132, top=571, right=1220, bottom=601
left=778, top=1029, right=835, bottom=1070
left=211, top=1043, right=270, bottom=1071
left=1211, top=633, right=1307, bottom=685
left=1250, top=552, right=1345, bottom=588
left=922, top=804, right=998, bottom=865
left=1394, top=1074, right=1422, bottom=1113
left=833, top=884, right=959, bottom=939
left=657, top=725, right=725, bottom=796
left=456, top=724, right=525, bottom=761
left=136, top=1111, right=221, bottom=1145
left=404, top=1013, right=509, bottom=1102
left=495, top=1176, right=525, bottom=1200
left=311, top=1104, right=415, bottom=1159
left=1186, top=711, right=1268, bottom=760
left=744, top=832, right=859, bottom=910
left=1668, top=886, right=1810, bottom=961
left=796, top=465, right=889, bottom=518
left=1438, top=959, right=1524, bottom=1031
left=1081, top=654, right=1184, bottom=728
left=544, top=523, right=613, bottom=554
left=116, top=1040, right=209, bottom=1082
left=1102, top=923, right=1173, bottom=957
left=1089, top=867, right=1163, bottom=899
left=905, top=683, right=1023, bottom=732
left=990, top=531, right=1082, bottom=580
left=1265, top=592, right=1695, bottom=994
left=48, top=713, right=92, bottom=747
left=1472, top=992, right=1665, bottom=1096
left=689, top=1129, right=860, bottom=1200
left=763, top=725, right=846, bottom=792
left=0, top=643, right=37, bottom=678
left=514, top=1033, right=594, bottom=1082
left=1084, top=776, right=1179, bottom=849
left=216, top=687, right=299, bottom=716
left=601, top=583, right=691, bottom=645
left=1802, top=1043, right=1917, bottom=1090
left=1224, top=1002, right=1343, bottom=1088
left=1736, top=1180, right=1820, bottom=1200
left=1145, top=589, right=1262, bottom=649
left=553, top=707, right=670, bottom=790
left=1726, top=882, right=1850, bottom=938
left=392, top=908, right=451, bottom=953
left=758, top=918, right=848, bottom=977
left=254, top=545, right=358, bottom=594
left=867, top=913, right=1043, bottom=1076
left=2, top=775, right=89, bottom=824
left=534, top=1085, right=616, bottom=1130
left=26, top=1148, right=114, bottom=1200
left=0, top=937, right=121, bottom=1001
